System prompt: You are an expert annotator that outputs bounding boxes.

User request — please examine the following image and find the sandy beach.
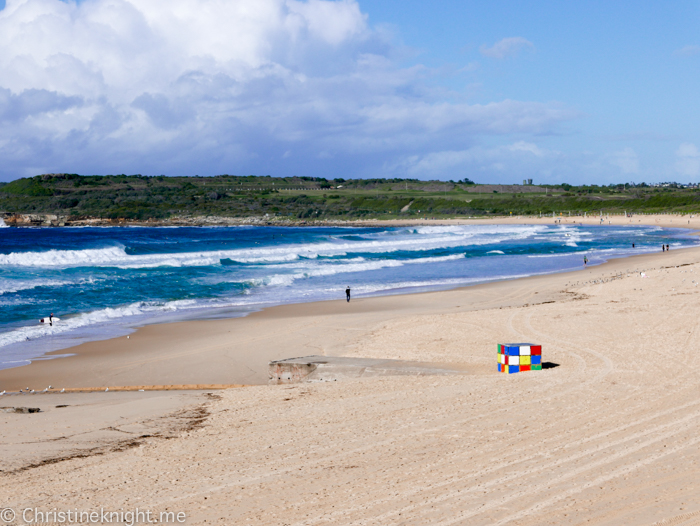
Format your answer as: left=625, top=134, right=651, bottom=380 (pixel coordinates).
left=358, top=211, right=700, bottom=230
left=1, top=215, right=700, bottom=525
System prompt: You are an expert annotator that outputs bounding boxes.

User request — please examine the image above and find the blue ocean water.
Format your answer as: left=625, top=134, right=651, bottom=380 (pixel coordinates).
left=0, top=222, right=696, bottom=370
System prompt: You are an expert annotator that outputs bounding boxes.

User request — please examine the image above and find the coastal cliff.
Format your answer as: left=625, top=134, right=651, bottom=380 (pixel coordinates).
left=0, top=212, right=401, bottom=228
left=0, top=212, right=302, bottom=227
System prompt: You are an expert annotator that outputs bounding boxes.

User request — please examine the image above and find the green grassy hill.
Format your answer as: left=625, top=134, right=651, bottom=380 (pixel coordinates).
left=1, top=173, right=699, bottom=221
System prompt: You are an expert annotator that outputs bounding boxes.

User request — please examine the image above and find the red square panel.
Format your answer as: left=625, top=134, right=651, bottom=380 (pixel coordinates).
left=530, top=346, right=542, bottom=355
left=520, top=364, right=531, bottom=372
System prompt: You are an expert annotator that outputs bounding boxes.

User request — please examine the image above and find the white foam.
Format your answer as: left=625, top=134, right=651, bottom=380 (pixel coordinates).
left=0, top=225, right=542, bottom=269
left=0, top=278, right=72, bottom=295
left=0, top=246, right=249, bottom=269
left=404, top=254, right=465, bottom=264
left=0, top=218, right=8, bottom=228
left=0, top=246, right=129, bottom=267
left=226, top=226, right=543, bottom=263
left=0, top=299, right=202, bottom=349
left=237, top=253, right=466, bottom=292
left=0, top=275, right=112, bottom=296
left=412, top=224, right=546, bottom=236
left=526, top=251, right=587, bottom=258
left=228, top=252, right=301, bottom=263
left=246, top=258, right=406, bottom=288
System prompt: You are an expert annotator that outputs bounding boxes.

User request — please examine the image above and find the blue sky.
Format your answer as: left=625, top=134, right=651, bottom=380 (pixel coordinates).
left=0, top=0, right=698, bottom=184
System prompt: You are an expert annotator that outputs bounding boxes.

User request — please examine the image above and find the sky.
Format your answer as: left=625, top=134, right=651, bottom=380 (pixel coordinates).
left=0, top=0, right=699, bottom=184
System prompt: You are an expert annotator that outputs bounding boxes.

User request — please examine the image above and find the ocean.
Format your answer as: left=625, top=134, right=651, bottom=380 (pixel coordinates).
left=0, top=222, right=696, bottom=370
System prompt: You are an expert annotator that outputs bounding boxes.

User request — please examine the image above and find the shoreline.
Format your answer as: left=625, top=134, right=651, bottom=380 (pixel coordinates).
left=2, top=241, right=698, bottom=392
left=0, top=216, right=697, bottom=389
left=0, top=217, right=695, bottom=350
left=2, top=211, right=700, bottom=229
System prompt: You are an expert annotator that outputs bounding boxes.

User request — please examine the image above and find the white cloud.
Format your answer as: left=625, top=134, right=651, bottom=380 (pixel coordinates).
left=391, top=142, right=559, bottom=180
left=675, top=143, right=700, bottom=177
left=458, top=61, right=480, bottom=73
left=479, top=37, right=534, bottom=59
left=0, top=0, right=573, bottom=180
left=508, top=141, right=544, bottom=157
left=609, top=147, right=639, bottom=174
left=673, top=45, right=700, bottom=57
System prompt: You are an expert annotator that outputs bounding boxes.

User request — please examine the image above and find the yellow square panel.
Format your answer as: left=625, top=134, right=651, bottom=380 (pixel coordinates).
left=519, top=355, right=531, bottom=365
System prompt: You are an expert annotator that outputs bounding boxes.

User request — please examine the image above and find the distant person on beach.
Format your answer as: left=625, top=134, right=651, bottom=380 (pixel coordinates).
left=346, top=286, right=351, bottom=302
left=666, top=244, right=670, bottom=251
left=583, top=256, right=588, bottom=266
left=632, top=243, right=635, bottom=248
left=49, top=313, right=53, bottom=326
left=662, top=244, right=665, bottom=252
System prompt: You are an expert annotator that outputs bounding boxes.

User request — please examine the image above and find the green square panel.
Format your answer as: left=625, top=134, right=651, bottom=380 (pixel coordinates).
left=531, top=364, right=542, bottom=371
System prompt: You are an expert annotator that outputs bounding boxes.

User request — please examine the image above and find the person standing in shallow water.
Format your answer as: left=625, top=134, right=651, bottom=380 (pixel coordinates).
left=346, top=286, right=351, bottom=302
left=583, top=256, right=588, bottom=266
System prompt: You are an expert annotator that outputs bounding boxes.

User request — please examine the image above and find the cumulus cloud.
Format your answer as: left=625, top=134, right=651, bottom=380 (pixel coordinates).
left=479, top=37, right=534, bottom=59
left=675, top=143, right=700, bottom=177
left=0, top=88, right=83, bottom=121
left=0, top=0, right=572, bottom=180
left=609, top=147, right=639, bottom=174
left=673, top=45, right=700, bottom=57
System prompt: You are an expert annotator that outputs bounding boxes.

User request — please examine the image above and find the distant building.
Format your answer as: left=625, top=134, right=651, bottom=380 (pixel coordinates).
left=522, top=179, right=534, bottom=186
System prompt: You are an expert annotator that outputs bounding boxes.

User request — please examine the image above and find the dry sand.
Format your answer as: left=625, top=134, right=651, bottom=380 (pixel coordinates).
left=358, top=210, right=700, bottom=230
left=0, top=390, right=213, bottom=473
left=1, top=215, right=700, bottom=525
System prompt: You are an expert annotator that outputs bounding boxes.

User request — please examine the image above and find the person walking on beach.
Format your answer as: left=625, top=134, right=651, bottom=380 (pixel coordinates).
left=346, top=286, right=351, bottom=302
left=662, top=244, right=665, bottom=252
left=583, top=256, right=588, bottom=267
left=666, top=244, right=670, bottom=252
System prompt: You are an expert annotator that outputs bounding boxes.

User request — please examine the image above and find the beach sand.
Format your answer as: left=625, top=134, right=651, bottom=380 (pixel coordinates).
left=0, top=390, right=213, bottom=473
left=364, top=210, right=700, bottom=230
left=1, top=215, right=700, bottom=524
